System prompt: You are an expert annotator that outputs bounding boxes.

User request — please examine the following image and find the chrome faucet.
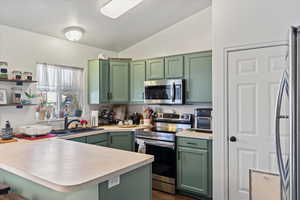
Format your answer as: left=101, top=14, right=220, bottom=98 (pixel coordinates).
left=64, top=116, right=80, bottom=130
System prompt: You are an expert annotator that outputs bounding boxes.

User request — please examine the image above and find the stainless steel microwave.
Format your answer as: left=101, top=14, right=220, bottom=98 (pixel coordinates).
left=144, top=79, right=185, bottom=105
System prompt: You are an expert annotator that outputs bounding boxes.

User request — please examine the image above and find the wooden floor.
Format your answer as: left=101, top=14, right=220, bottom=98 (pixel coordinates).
left=153, top=190, right=196, bottom=200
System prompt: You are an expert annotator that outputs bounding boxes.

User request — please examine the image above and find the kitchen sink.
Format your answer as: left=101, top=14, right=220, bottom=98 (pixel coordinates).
left=51, top=128, right=104, bottom=136
left=69, top=128, right=104, bottom=133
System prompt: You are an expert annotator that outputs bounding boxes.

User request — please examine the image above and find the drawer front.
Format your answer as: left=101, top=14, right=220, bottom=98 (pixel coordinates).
left=177, top=137, right=208, bottom=149
left=87, top=133, right=108, bottom=144
left=68, top=136, right=87, bottom=143
left=94, top=141, right=109, bottom=147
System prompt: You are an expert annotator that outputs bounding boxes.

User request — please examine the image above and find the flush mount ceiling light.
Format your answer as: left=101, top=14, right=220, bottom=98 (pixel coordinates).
left=64, top=26, right=84, bottom=41
left=97, top=0, right=144, bottom=19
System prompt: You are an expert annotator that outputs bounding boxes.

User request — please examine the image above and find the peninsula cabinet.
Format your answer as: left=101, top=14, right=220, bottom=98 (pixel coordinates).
left=146, top=58, right=165, bottom=80
left=130, top=60, right=146, bottom=103
left=88, top=59, right=109, bottom=104
left=176, top=137, right=212, bottom=199
left=109, top=60, right=130, bottom=103
left=184, top=51, right=212, bottom=103
left=164, top=55, right=184, bottom=79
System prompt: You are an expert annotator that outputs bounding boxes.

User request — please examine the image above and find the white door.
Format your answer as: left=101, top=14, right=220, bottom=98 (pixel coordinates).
left=228, top=45, right=290, bottom=200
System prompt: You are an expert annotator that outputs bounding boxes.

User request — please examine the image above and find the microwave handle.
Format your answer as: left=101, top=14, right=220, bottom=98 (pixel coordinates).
left=172, top=82, right=176, bottom=102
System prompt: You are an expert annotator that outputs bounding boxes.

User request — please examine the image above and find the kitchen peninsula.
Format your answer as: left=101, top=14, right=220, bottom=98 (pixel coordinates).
left=0, top=139, right=153, bottom=200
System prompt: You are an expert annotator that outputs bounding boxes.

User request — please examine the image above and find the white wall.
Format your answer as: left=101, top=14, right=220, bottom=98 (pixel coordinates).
left=212, top=0, right=300, bottom=199
left=118, top=7, right=212, bottom=115
left=119, top=6, right=212, bottom=59
left=0, top=24, right=117, bottom=128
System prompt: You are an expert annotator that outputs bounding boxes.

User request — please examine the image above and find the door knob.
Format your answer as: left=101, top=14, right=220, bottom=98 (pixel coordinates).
left=230, top=136, right=237, bottom=142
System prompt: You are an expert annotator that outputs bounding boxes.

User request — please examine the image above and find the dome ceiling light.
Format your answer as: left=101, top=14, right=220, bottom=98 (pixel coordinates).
left=97, top=0, right=144, bottom=19
left=64, top=26, right=84, bottom=42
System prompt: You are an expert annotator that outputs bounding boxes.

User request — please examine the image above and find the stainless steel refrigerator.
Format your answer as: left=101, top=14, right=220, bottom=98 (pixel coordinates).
left=276, top=26, right=300, bottom=200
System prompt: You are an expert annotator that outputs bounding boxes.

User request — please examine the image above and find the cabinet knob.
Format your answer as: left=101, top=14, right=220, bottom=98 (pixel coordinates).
left=230, top=136, right=237, bottom=142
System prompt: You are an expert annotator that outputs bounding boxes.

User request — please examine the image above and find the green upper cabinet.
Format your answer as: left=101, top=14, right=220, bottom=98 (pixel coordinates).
left=184, top=51, right=212, bottom=103
left=109, top=132, right=134, bottom=151
left=164, top=55, right=184, bottom=79
left=109, top=60, right=130, bottom=103
left=146, top=58, right=165, bottom=80
left=88, top=59, right=109, bottom=104
left=177, top=147, right=209, bottom=196
left=130, top=61, right=146, bottom=103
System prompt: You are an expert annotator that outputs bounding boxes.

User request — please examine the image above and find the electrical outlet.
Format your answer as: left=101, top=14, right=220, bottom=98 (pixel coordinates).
left=108, top=176, right=120, bottom=189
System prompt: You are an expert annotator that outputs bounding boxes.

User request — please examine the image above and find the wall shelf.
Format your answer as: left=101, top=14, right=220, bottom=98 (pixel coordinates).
left=0, top=79, right=37, bottom=86
left=0, top=104, right=37, bottom=109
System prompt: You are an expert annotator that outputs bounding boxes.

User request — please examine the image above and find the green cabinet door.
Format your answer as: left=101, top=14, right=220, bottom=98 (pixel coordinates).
left=177, top=146, right=209, bottom=196
left=184, top=52, right=212, bottom=103
left=165, top=55, right=184, bottom=79
left=109, top=61, right=130, bottom=103
left=95, top=141, right=109, bottom=147
left=109, top=132, right=133, bottom=151
left=130, top=61, right=146, bottom=103
left=68, top=136, right=87, bottom=143
left=88, top=59, right=109, bottom=104
left=146, top=58, right=165, bottom=80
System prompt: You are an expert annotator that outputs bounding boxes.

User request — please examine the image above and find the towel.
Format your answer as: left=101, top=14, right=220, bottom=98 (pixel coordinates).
left=136, top=139, right=146, bottom=154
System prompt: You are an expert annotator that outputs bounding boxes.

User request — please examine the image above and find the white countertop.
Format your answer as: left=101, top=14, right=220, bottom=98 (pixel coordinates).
left=58, top=125, right=149, bottom=140
left=0, top=139, right=154, bottom=192
left=176, top=131, right=213, bottom=140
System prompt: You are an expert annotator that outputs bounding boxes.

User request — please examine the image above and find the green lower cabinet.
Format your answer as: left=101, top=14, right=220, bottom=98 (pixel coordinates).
left=67, top=132, right=134, bottom=151
left=99, top=164, right=152, bottom=200
left=87, top=133, right=108, bottom=144
left=176, top=138, right=212, bottom=198
left=68, top=136, right=87, bottom=143
left=130, top=60, right=146, bottom=103
left=94, top=141, right=109, bottom=147
left=108, top=132, right=134, bottom=151
left=184, top=51, right=212, bottom=103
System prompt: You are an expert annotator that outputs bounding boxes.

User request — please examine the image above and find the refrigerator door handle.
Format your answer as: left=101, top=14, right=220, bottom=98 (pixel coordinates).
left=275, top=70, right=290, bottom=199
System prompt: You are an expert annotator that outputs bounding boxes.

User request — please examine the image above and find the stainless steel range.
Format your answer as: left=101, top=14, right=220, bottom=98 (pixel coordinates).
left=135, top=113, right=193, bottom=194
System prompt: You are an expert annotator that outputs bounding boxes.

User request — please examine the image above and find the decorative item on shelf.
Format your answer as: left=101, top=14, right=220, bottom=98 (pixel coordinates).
left=23, top=72, right=33, bottom=81
left=11, top=70, right=22, bottom=80
left=11, top=87, right=23, bottom=104
left=0, top=89, right=8, bottom=104
left=23, top=89, right=38, bottom=104
left=0, top=62, right=8, bottom=79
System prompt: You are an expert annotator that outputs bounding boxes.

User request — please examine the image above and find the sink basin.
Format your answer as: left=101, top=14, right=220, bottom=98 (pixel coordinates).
left=51, top=128, right=104, bottom=136
left=69, top=128, right=104, bottom=133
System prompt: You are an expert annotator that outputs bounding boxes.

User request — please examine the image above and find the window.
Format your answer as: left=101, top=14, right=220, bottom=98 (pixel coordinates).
left=36, top=63, right=84, bottom=120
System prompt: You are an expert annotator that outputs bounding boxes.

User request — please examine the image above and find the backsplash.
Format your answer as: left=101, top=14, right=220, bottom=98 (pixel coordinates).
left=128, top=103, right=212, bottom=115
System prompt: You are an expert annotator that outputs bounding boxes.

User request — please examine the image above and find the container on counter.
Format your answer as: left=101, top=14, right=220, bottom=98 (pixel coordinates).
left=12, top=70, right=22, bottom=80
left=23, top=72, right=33, bottom=81
left=0, top=62, right=8, bottom=79
left=11, top=87, right=23, bottom=104
left=1, top=121, right=13, bottom=140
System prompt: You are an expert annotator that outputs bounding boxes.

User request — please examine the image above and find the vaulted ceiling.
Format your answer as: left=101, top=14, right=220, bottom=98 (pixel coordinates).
left=0, top=0, right=211, bottom=52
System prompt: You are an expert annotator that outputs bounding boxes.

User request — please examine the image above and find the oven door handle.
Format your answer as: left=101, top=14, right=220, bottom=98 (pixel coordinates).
left=143, top=140, right=175, bottom=150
